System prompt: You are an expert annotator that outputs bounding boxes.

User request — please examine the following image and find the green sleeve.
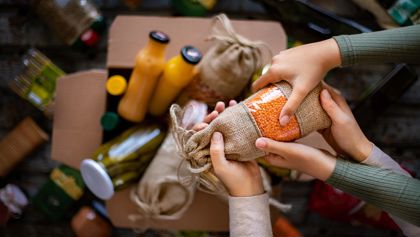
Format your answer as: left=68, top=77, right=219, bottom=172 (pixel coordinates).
left=333, top=25, right=420, bottom=66
left=326, top=159, right=420, bottom=226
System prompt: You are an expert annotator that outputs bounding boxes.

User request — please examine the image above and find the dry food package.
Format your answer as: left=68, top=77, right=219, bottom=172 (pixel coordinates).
left=129, top=101, right=207, bottom=221
left=171, top=82, right=331, bottom=190
left=0, top=117, right=49, bottom=177
left=184, top=14, right=271, bottom=105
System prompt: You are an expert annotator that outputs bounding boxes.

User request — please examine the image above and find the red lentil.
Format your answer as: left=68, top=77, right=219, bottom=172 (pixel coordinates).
left=244, top=85, right=301, bottom=141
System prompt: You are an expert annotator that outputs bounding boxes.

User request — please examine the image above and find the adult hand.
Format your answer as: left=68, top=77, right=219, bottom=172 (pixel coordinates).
left=255, top=138, right=336, bottom=181
left=193, top=101, right=264, bottom=197
left=319, top=83, right=373, bottom=162
left=252, top=38, right=341, bottom=126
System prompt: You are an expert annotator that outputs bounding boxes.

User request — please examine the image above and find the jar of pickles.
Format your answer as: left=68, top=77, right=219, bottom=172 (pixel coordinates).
left=81, top=123, right=166, bottom=200
left=34, top=0, right=105, bottom=48
left=10, top=49, right=65, bottom=117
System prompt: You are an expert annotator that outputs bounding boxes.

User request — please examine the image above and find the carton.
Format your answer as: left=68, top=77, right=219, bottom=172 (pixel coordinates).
left=51, top=15, right=334, bottom=231
left=107, top=15, right=287, bottom=70
left=105, top=15, right=288, bottom=231
left=51, top=70, right=107, bottom=169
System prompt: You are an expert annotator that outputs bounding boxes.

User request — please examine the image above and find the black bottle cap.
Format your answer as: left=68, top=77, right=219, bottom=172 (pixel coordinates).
left=149, top=31, right=170, bottom=44
left=180, top=46, right=202, bottom=65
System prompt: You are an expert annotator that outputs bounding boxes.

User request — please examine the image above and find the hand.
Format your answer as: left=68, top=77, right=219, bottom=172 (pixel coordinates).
left=211, top=132, right=264, bottom=197
left=319, top=83, right=373, bottom=162
left=255, top=138, right=336, bottom=181
left=252, top=38, right=341, bottom=126
left=193, top=101, right=265, bottom=197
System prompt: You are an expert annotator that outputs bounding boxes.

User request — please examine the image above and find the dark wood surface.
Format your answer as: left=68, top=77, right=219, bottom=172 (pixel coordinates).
left=0, top=0, right=419, bottom=236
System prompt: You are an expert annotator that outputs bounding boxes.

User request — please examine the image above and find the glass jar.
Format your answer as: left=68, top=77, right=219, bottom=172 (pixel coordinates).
left=10, top=49, right=65, bottom=116
left=34, top=0, right=105, bottom=48
left=81, top=123, right=166, bottom=200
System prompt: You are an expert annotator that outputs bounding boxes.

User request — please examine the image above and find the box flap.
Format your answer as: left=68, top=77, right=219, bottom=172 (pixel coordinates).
left=51, top=70, right=107, bottom=169
left=107, top=15, right=287, bottom=69
left=107, top=188, right=229, bottom=231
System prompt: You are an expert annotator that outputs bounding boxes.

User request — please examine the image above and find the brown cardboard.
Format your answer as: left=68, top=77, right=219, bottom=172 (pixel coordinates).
left=51, top=70, right=107, bottom=169
left=107, top=15, right=287, bottom=69
left=105, top=15, right=288, bottom=231
left=107, top=188, right=229, bottom=231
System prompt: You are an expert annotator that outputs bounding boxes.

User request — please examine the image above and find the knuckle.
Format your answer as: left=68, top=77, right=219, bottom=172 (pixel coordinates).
left=210, top=145, right=222, bottom=157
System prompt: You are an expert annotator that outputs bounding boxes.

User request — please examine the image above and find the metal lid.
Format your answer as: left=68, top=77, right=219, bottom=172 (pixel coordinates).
left=181, top=45, right=202, bottom=65
left=106, top=75, right=127, bottom=96
left=149, top=31, right=170, bottom=44
left=101, top=112, right=119, bottom=131
left=80, top=159, right=114, bottom=200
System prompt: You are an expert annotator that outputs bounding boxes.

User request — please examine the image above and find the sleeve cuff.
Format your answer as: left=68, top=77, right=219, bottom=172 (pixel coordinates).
left=333, top=35, right=354, bottom=66
left=325, top=158, right=350, bottom=187
left=228, top=193, right=272, bottom=237
left=362, top=144, right=409, bottom=176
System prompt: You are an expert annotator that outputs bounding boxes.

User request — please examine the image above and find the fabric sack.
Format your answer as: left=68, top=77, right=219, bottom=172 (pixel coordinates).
left=170, top=82, right=331, bottom=191
left=185, top=13, right=271, bottom=105
left=129, top=101, right=207, bottom=221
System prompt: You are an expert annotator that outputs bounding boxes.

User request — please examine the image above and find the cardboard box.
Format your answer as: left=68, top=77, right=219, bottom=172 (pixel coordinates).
left=51, top=70, right=107, bottom=169
left=51, top=15, right=334, bottom=231
left=107, top=15, right=287, bottom=70
left=105, top=15, right=288, bottom=231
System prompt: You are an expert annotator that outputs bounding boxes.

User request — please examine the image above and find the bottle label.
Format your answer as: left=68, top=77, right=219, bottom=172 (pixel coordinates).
left=50, top=168, right=83, bottom=200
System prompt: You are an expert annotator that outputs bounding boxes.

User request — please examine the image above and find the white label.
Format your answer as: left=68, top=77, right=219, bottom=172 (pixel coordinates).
left=28, top=92, right=42, bottom=105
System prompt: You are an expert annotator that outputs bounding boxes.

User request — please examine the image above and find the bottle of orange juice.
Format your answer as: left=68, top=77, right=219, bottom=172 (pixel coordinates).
left=117, top=31, right=170, bottom=122
left=149, top=46, right=202, bottom=116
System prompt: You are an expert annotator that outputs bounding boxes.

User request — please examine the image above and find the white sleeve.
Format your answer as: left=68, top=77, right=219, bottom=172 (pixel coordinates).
left=362, top=144, right=420, bottom=237
left=228, top=193, right=272, bottom=237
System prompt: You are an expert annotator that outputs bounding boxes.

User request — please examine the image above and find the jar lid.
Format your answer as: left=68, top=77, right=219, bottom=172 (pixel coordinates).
left=181, top=46, right=202, bottom=65
left=106, top=75, right=127, bottom=96
left=80, top=159, right=114, bottom=200
left=101, top=112, right=119, bottom=131
left=149, top=31, right=170, bottom=44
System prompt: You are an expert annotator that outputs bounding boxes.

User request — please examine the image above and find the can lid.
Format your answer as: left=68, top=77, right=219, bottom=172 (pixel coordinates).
left=106, top=75, right=127, bottom=96
left=80, top=159, right=114, bottom=200
left=149, top=31, right=170, bottom=44
left=181, top=46, right=202, bottom=65
left=101, top=112, right=119, bottom=131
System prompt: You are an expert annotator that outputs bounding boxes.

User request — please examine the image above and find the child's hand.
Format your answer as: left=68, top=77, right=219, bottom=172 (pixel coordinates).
left=252, top=38, right=341, bottom=126
left=210, top=132, right=264, bottom=197
left=319, top=83, right=372, bottom=162
left=193, top=101, right=264, bottom=197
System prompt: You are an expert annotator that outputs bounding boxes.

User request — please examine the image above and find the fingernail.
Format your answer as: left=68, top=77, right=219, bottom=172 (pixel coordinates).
left=322, top=89, right=331, bottom=100
left=255, top=138, right=267, bottom=149
left=212, top=132, right=222, bottom=141
left=280, top=115, right=290, bottom=126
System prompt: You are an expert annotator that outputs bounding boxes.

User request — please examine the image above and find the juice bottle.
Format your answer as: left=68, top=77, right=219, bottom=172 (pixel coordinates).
left=149, top=46, right=202, bottom=116
left=118, top=31, right=170, bottom=122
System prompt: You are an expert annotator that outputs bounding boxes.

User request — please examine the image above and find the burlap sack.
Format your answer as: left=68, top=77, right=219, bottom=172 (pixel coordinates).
left=170, top=82, right=331, bottom=190
left=185, top=14, right=271, bottom=105
left=129, top=101, right=207, bottom=221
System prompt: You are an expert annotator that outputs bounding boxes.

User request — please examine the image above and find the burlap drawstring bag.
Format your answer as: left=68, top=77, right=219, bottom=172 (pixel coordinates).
left=170, top=82, right=331, bottom=192
left=129, top=101, right=207, bottom=222
left=185, top=14, right=272, bottom=105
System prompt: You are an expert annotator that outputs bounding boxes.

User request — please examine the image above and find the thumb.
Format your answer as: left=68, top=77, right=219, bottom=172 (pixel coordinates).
left=256, top=137, right=308, bottom=160
left=279, top=86, right=308, bottom=126
left=320, top=89, right=345, bottom=122
left=210, top=132, right=227, bottom=168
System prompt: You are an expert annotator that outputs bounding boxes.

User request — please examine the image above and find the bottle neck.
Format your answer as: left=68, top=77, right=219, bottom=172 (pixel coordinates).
left=144, top=40, right=167, bottom=57
left=175, top=55, right=195, bottom=73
